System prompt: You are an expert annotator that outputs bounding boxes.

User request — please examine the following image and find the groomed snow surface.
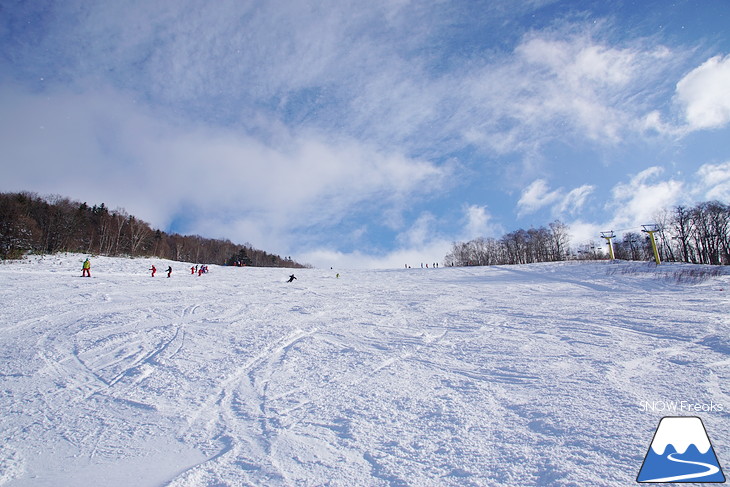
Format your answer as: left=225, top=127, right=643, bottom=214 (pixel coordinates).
left=1, top=255, right=729, bottom=486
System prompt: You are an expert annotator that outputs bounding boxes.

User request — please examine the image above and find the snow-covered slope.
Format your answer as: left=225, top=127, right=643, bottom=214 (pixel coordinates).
left=1, top=255, right=729, bottom=486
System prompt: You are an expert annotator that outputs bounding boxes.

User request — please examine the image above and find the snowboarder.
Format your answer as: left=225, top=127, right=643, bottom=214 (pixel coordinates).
left=150, top=265, right=156, bottom=277
left=287, top=274, right=297, bottom=283
left=166, top=266, right=172, bottom=278
left=82, top=258, right=91, bottom=277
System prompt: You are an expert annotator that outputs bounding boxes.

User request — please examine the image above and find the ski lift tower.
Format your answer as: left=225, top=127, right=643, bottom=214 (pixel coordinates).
left=601, top=231, right=616, bottom=260
left=641, top=224, right=661, bottom=265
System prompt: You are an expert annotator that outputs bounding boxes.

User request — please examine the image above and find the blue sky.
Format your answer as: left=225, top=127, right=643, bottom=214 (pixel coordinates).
left=1, top=0, right=729, bottom=268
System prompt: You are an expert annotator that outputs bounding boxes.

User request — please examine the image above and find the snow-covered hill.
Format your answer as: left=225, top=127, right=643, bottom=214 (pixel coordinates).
left=1, top=255, right=729, bottom=486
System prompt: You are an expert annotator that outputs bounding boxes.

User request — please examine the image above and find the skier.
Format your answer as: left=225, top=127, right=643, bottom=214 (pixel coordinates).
left=150, top=265, right=156, bottom=277
left=82, top=258, right=91, bottom=277
left=190, top=266, right=195, bottom=275
left=287, top=274, right=297, bottom=283
left=166, top=266, right=172, bottom=278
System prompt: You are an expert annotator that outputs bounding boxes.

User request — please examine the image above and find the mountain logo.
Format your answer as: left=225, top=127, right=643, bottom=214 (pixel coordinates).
left=637, top=416, right=725, bottom=483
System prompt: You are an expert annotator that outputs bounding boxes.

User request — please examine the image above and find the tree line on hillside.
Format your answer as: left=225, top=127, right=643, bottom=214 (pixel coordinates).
left=445, top=200, right=730, bottom=267
left=616, top=201, right=730, bottom=265
left=445, top=220, right=571, bottom=266
left=0, top=192, right=307, bottom=268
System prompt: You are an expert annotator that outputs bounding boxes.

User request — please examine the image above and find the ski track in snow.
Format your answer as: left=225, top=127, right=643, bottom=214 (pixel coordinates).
left=1, top=255, right=729, bottom=486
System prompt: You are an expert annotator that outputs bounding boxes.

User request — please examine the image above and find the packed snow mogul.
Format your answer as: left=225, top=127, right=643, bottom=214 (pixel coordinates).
left=150, top=265, right=156, bottom=277
left=166, top=266, right=172, bottom=278
left=287, top=274, right=297, bottom=283
left=81, top=258, right=91, bottom=277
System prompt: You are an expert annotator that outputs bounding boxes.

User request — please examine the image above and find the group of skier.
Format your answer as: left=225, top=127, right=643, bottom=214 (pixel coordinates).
left=191, top=265, right=209, bottom=276
left=149, top=264, right=173, bottom=278
left=79, top=258, right=182, bottom=279
left=81, top=258, right=299, bottom=283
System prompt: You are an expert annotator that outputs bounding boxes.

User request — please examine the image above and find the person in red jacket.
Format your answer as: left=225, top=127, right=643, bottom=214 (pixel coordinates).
left=150, top=265, right=156, bottom=277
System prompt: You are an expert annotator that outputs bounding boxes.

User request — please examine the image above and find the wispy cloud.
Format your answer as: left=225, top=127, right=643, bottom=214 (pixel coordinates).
left=517, top=179, right=594, bottom=218
left=608, top=167, right=684, bottom=228
left=0, top=3, right=695, bottom=159
left=568, top=163, right=729, bottom=245
left=1, top=1, right=727, bottom=267
left=0, top=83, right=448, bottom=250
left=517, top=180, right=563, bottom=216
left=301, top=203, right=503, bottom=268
left=457, top=25, right=684, bottom=162
left=462, top=204, right=502, bottom=240
left=695, top=161, right=730, bottom=202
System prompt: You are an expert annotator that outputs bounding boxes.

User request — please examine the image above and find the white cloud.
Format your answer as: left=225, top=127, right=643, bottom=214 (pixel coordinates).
left=2, top=2, right=697, bottom=169
left=556, top=185, right=595, bottom=215
left=397, top=212, right=438, bottom=248
left=3, top=2, right=724, bottom=266
left=302, top=204, right=504, bottom=269
left=462, top=204, right=500, bottom=240
left=695, top=161, right=730, bottom=202
left=517, top=180, right=562, bottom=216
left=566, top=220, right=604, bottom=247
left=462, top=29, right=679, bottom=156
left=517, top=37, right=636, bottom=87
left=566, top=164, right=729, bottom=249
left=0, top=84, right=448, bottom=254
left=608, top=167, right=684, bottom=228
left=676, top=55, right=730, bottom=131
left=299, top=237, right=454, bottom=269
left=641, top=110, right=681, bottom=136
left=565, top=169, right=682, bottom=248
left=517, top=179, right=594, bottom=218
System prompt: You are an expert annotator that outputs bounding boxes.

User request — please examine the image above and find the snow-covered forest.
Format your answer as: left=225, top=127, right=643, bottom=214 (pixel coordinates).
left=1, top=254, right=728, bottom=486
left=446, top=201, right=730, bottom=267
left=0, top=192, right=305, bottom=268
